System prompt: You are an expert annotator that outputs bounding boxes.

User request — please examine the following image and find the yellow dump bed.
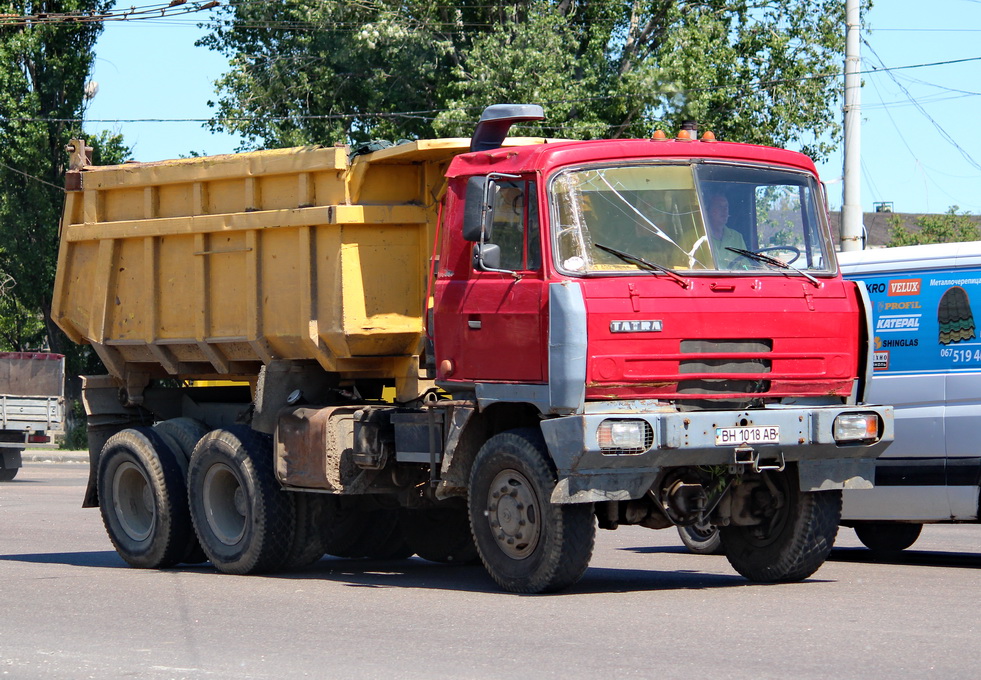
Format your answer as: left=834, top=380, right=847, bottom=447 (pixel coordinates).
left=53, top=138, right=535, bottom=396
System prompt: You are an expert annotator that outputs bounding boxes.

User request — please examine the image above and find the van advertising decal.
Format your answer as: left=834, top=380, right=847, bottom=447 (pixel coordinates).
left=849, top=268, right=981, bottom=373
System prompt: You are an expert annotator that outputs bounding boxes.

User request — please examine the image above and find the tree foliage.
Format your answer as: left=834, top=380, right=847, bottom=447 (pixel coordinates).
left=202, top=0, right=845, bottom=159
left=888, top=207, right=981, bottom=247
left=0, top=2, right=129, bottom=373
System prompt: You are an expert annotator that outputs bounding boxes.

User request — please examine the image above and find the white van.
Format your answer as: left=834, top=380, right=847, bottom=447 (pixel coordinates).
left=836, top=241, right=981, bottom=551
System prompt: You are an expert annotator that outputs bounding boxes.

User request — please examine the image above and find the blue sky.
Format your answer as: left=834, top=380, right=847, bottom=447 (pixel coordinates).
left=84, top=0, right=981, bottom=215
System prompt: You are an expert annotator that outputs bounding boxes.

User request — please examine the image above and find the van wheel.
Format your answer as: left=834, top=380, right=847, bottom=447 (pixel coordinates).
left=721, top=469, right=841, bottom=582
left=853, top=522, right=922, bottom=552
left=468, top=429, right=595, bottom=593
left=0, top=466, right=17, bottom=481
left=97, top=428, right=192, bottom=568
left=188, top=426, right=294, bottom=574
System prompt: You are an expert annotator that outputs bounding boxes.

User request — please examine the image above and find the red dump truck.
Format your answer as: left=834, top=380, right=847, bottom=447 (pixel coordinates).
left=53, top=105, right=892, bottom=592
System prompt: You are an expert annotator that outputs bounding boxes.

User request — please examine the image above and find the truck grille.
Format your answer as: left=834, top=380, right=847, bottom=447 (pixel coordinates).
left=678, top=339, right=772, bottom=396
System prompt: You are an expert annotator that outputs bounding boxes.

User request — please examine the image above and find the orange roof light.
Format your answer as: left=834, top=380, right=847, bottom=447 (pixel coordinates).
left=651, top=129, right=667, bottom=140
left=700, top=131, right=717, bottom=142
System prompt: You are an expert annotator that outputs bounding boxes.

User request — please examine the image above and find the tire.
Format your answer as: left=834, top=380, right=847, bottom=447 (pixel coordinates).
left=468, top=428, right=596, bottom=594
left=402, top=505, right=479, bottom=564
left=853, top=522, right=922, bottom=553
left=187, top=426, right=294, bottom=575
left=0, top=466, right=17, bottom=482
left=678, top=521, right=724, bottom=555
left=721, top=469, right=841, bottom=583
left=96, top=428, right=193, bottom=569
left=153, top=418, right=210, bottom=564
left=154, top=418, right=208, bottom=470
left=283, top=491, right=330, bottom=569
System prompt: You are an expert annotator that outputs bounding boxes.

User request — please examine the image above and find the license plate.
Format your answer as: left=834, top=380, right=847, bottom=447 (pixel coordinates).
left=715, top=426, right=780, bottom=446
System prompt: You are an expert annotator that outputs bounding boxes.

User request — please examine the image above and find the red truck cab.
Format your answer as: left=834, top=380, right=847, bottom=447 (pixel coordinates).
left=429, top=106, right=892, bottom=590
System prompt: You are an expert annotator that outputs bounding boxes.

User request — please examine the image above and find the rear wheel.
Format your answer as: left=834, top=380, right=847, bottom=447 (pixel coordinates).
left=0, top=449, right=22, bottom=481
left=97, top=428, right=192, bottom=568
left=188, top=426, right=294, bottom=574
left=853, top=522, right=922, bottom=553
left=721, top=469, right=841, bottom=583
left=283, top=492, right=330, bottom=569
left=153, top=418, right=209, bottom=564
left=468, top=429, right=595, bottom=593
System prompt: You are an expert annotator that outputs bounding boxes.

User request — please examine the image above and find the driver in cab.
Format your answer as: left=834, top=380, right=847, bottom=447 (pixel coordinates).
left=704, top=192, right=748, bottom=268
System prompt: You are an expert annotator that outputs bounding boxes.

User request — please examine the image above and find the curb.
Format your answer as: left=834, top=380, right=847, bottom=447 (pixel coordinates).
left=23, top=450, right=89, bottom=464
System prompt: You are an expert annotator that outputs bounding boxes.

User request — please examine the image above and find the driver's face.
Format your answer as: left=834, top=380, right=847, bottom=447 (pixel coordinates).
left=706, top=195, right=729, bottom=237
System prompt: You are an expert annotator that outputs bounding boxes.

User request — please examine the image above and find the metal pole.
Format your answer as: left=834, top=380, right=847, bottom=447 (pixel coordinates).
left=841, top=0, right=863, bottom=251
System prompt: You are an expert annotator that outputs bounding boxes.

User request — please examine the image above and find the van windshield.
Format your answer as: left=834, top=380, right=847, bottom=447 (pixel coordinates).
left=550, top=162, right=835, bottom=275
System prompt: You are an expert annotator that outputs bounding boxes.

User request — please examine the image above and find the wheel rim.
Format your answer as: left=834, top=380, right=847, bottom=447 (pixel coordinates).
left=202, top=462, right=247, bottom=546
left=112, top=461, right=155, bottom=542
left=741, top=474, right=791, bottom=547
left=485, top=468, right=541, bottom=560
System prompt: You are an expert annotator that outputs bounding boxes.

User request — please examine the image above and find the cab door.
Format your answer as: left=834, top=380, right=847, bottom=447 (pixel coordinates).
left=435, top=177, right=546, bottom=384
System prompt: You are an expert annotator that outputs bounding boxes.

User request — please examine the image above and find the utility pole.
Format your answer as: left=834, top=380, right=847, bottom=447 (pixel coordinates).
left=841, top=0, right=863, bottom=251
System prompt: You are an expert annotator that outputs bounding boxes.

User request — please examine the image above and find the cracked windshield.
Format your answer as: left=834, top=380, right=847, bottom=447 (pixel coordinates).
left=552, top=163, right=834, bottom=275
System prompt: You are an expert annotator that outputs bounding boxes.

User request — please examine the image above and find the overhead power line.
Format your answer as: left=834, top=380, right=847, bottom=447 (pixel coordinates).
left=862, top=39, right=981, bottom=174
left=0, top=1, right=220, bottom=27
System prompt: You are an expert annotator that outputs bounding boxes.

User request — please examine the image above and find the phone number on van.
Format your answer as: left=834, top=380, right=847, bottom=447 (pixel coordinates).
left=941, top=348, right=981, bottom=363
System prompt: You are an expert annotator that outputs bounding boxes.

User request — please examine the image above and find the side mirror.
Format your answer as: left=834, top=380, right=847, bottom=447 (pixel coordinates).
left=472, top=243, right=501, bottom=271
left=463, top=176, right=498, bottom=242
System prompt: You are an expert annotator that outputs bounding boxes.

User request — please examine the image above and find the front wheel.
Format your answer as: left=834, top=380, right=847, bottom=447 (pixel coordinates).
left=721, top=469, right=841, bottom=583
left=468, top=429, right=595, bottom=593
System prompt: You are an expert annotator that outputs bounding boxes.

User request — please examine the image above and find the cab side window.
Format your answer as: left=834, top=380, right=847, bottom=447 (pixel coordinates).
left=486, top=179, right=540, bottom=271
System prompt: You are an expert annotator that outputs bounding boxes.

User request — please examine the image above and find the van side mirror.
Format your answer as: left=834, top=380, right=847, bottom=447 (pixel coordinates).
left=463, top=176, right=498, bottom=242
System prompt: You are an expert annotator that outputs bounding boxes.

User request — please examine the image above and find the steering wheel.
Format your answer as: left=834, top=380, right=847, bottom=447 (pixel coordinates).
left=756, top=245, right=801, bottom=265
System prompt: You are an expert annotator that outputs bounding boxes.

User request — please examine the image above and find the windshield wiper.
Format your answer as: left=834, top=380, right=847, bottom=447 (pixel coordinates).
left=594, top=243, right=690, bottom=288
left=725, top=247, right=821, bottom=287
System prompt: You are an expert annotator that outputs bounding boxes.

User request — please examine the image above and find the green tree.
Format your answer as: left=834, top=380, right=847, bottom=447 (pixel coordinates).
left=888, top=207, right=981, bottom=246
left=0, top=2, right=129, bottom=374
left=202, top=0, right=846, bottom=159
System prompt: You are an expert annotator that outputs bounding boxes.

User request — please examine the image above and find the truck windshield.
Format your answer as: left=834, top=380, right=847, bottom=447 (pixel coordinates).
left=551, top=162, right=835, bottom=276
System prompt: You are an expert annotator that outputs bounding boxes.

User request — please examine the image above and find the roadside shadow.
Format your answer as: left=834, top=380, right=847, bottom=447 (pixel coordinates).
left=829, top=546, right=981, bottom=570
left=278, top=556, right=786, bottom=594
left=0, top=550, right=128, bottom=569
left=0, top=549, right=824, bottom=594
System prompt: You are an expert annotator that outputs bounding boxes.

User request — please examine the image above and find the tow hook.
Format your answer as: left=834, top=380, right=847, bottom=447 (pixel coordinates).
left=733, top=446, right=786, bottom=473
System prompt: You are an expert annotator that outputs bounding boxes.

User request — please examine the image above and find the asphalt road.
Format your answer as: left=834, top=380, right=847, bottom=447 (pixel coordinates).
left=2, top=461, right=980, bottom=679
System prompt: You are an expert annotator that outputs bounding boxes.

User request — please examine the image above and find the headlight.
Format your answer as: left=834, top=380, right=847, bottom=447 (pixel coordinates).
left=597, top=419, right=652, bottom=454
left=833, top=413, right=880, bottom=443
